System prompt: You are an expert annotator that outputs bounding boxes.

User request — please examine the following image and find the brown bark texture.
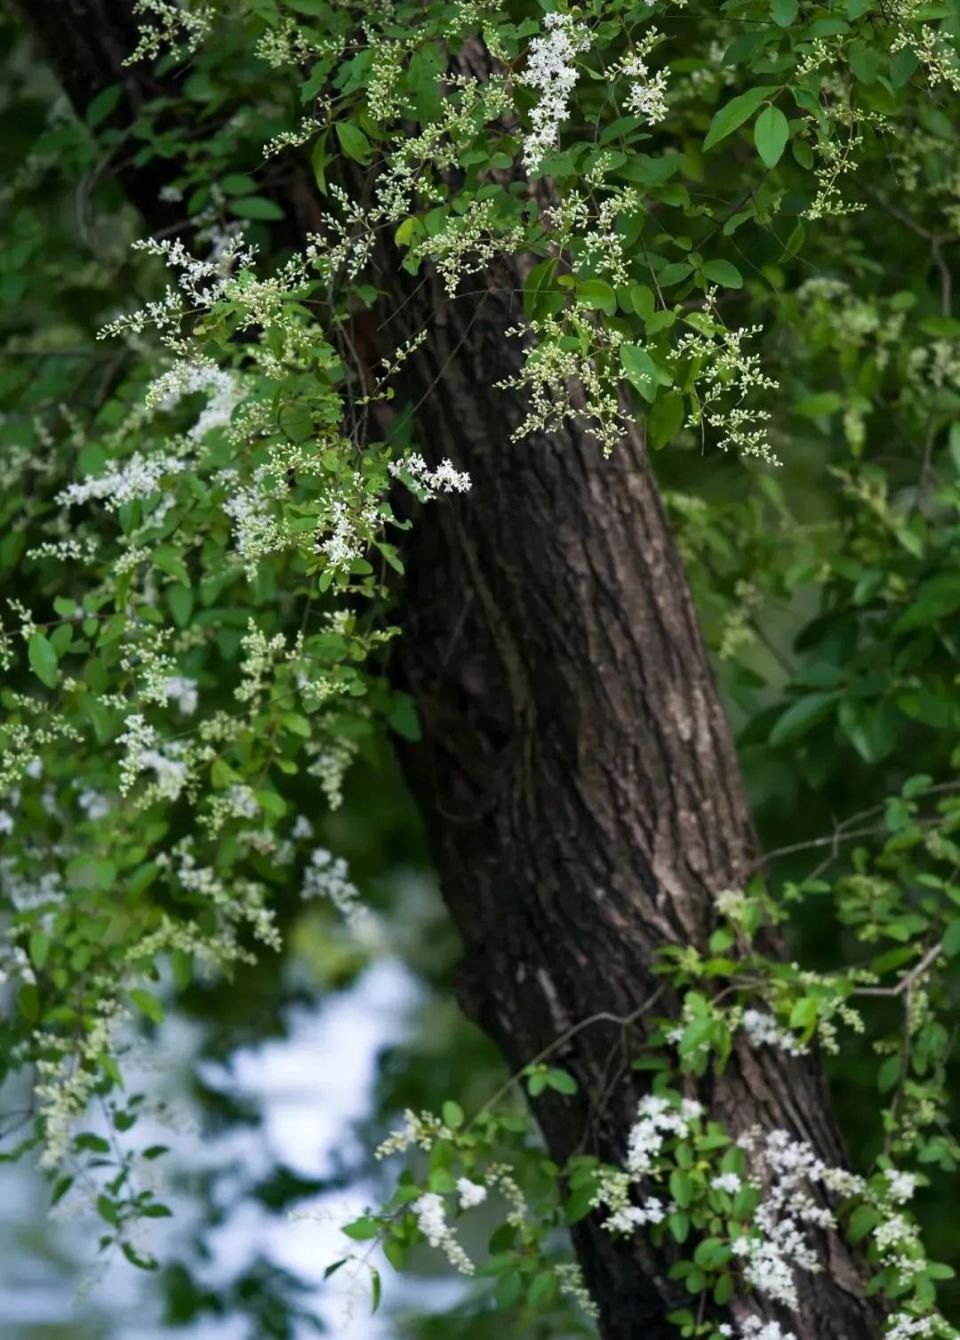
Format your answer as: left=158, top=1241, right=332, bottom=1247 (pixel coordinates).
left=13, top=5, right=882, bottom=1336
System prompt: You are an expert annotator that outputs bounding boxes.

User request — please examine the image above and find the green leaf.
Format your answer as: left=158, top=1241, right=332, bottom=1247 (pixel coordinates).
left=167, top=584, right=193, bottom=628
left=849, top=39, right=882, bottom=84
left=524, top=257, right=563, bottom=321
left=130, top=988, right=164, bottom=1025
left=546, top=1067, right=578, bottom=1095
left=877, top=1055, right=901, bottom=1093
left=669, top=1169, right=693, bottom=1208
left=335, top=121, right=373, bottom=165
left=86, top=84, right=122, bottom=128
left=669, top=1210, right=690, bottom=1243
left=620, top=344, right=658, bottom=403
left=220, top=174, right=257, bottom=195
left=29, top=930, right=50, bottom=970
left=770, top=692, right=838, bottom=746
left=230, top=196, right=284, bottom=221
left=528, top=1272, right=557, bottom=1308
left=754, top=104, right=789, bottom=168
left=576, top=278, right=617, bottom=316
left=942, top=920, right=960, bottom=958
left=771, top=0, right=798, bottom=24
left=388, top=693, right=421, bottom=742
left=66, top=855, right=116, bottom=892
left=649, top=390, right=685, bottom=450
left=342, top=1216, right=379, bottom=1240
left=495, top=1270, right=523, bottom=1308
left=656, top=261, right=693, bottom=288
left=311, top=132, right=329, bottom=194
left=28, top=633, right=59, bottom=688
left=890, top=44, right=918, bottom=87
left=629, top=284, right=655, bottom=320
left=794, top=391, right=842, bottom=417
left=442, top=1100, right=464, bottom=1128
left=847, top=1203, right=880, bottom=1243
left=702, top=259, right=744, bottom=289
left=895, top=573, right=960, bottom=632
left=255, top=789, right=287, bottom=817
left=789, top=997, right=818, bottom=1030
left=703, top=87, right=778, bottom=152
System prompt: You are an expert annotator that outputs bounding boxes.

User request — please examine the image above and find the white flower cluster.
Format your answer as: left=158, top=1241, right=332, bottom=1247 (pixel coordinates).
left=415, top=198, right=525, bottom=296
left=57, top=451, right=186, bottom=511
left=671, top=300, right=780, bottom=464
left=412, top=1192, right=475, bottom=1274
left=320, top=497, right=381, bottom=570
left=886, top=1316, right=939, bottom=1340
left=218, top=470, right=283, bottom=577
left=374, top=1108, right=447, bottom=1160
left=730, top=1127, right=865, bottom=1312
left=719, top=1322, right=799, bottom=1340
left=616, top=29, right=668, bottom=124
left=554, top=1262, right=599, bottom=1321
left=604, top=1195, right=665, bottom=1235
left=125, top=0, right=212, bottom=65
left=885, top=1168, right=919, bottom=1204
left=389, top=453, right=472, bottom=497
left=305, top=738, right=357, bottom=811
left=740, top=1008, right=809, bottom=1056
left=145, top=359, right=240, bottom=440
left=162, top=675, right=199, bottom=715
left=520, top=12, right=591, bottom=172
left=593, top=1094, right=703, bottom=1233
left=456, top=1177, right=487, bottom=1209
left=301, top=847, right=374, bottom=939
left=116, top=714, right=189, bottom=802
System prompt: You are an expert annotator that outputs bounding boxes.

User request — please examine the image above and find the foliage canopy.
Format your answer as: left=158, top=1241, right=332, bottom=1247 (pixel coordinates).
left=3, top=0, right=960, bottom=1336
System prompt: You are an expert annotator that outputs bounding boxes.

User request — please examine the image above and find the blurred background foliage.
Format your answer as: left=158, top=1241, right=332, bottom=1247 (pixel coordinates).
left=2, top=1, right=960, bottom=1336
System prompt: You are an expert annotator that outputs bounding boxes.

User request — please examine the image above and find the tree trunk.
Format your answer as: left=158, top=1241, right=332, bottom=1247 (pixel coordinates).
left=14, top=6, right=880, bottom=1336
left=379, top=260, right=878, bottom=1340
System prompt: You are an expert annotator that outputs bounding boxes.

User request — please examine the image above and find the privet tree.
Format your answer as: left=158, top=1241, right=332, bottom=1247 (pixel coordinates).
left=1, top=1, right=960, bottom=1337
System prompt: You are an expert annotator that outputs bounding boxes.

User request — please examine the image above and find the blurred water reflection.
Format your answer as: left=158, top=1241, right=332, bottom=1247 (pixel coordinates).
left=0, top=959, right=434, bottom=1339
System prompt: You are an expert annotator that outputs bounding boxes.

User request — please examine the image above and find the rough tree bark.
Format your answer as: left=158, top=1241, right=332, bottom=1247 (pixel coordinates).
left=15, top=6, right=881, bottom=1336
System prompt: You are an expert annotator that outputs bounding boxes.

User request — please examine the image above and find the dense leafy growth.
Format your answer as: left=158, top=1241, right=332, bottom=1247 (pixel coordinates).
left=3, top=0, right=960, bottom=1336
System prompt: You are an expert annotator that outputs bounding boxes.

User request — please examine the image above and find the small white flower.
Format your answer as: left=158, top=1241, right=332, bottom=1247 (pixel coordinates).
left=884, top=1168, right=918, bottom=1204
left=456, top=1178, right=487, bottom=1210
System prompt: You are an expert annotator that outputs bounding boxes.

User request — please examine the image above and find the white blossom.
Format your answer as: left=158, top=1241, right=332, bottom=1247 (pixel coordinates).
left=885, top=1168, right=919, bottom=1204
left=389, top=453, right=471, bottom=497
left=162, top=675, right=199, bottom=715
left=413, top=1193, right=475, bottom=1274
left=456, top=1177, right=487, bottom=1209
left=520, top=12, right=591, bottom=173
left=741, top=1007, right=809, bottom=1056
